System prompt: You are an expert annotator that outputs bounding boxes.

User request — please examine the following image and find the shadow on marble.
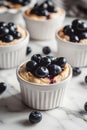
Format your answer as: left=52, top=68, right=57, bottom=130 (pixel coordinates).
left=0, top=93, right=28, bottom=112
left=17, top=119, right=37, bottom=127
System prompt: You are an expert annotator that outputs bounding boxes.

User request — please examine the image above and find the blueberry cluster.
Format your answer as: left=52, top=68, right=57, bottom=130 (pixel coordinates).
left=6, top=0, right=31, bottom=6
left=26, top=54, right=67, bottom=79
left=0, top=22, right=21, bottom=42
left=30, top=0, right=57, bottom=17
left=63, top=19, right=87, bottom=43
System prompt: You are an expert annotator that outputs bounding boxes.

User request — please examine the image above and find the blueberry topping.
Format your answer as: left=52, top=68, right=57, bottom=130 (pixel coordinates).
left=42, top=46, right=51, bottom=55
left=46, top=56, right=55, bottom=64
left=72, top=19, right=82, bottom=30
left=55, top=57, right=67, bottom=67
left=26, top=46, right=32, bottom=55
left=29, top=111, right=42, bottom=123
left=2, top=34, right=14, bottom=42
left=13, top=31, right=21, bottom=39
left=77, top=22, right=87, bottom=33
left=40, top=56, right=51, bottom=66
left=85, top=76, right=87, bottom=83
left=0, top=26, right=9, bottom=36
left=73, top=67, right=81, bottom=76
left=48, top=64, right=62, bottom=77
left=31, top=54, right=42, bottom=64
left=26, top=55, right=67, bottom=79
left=30, top=0, right=56, bottom=16
left=0, top=22, right=21, bottom=42
left=0, top=22, right=7, bottom=27
left=6, top=0, right=31, bottom=6
left=26, top=60, right=38, bottom=73
left=70, top=35, right=79, bottom=42
left=84, top=102, right=87, bottom=112
left=0, top=82, right=7, bottom=94
left=79, top=32, right=87, bottom=40
left=63, top=25, right=74, bottom=36
left=35, top=66, right=49, bottom=78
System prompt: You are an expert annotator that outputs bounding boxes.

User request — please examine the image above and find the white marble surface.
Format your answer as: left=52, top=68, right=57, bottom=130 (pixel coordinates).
left=0, top=18, right=87, bottom=130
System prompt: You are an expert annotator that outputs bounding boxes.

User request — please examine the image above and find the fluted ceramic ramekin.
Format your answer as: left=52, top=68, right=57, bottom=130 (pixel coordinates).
left=17, top=62, right=72, bottom=110
left=0, top=31, right=29, bottom=69
left=23, top=8, right=65, bottom=40
left=56, top=30, right=87, bottom=67
left=0, top=0, right=36, bottom=27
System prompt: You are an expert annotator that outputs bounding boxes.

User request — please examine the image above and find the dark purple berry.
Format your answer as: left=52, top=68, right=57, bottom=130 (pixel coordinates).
left=73, top=67, right=81, bottom=76
left=63, top=25, right=74, bottom=36
left=26, top=60, right=38, bottom=73
left=55, top=57, right=67, bottom=67
left=85, top=76, right=87, bottom=83
left=40, top=56, right=51, bottom=66
left=29, top=111, right=42, bottom=123
left=2, top=34, right=14, bottom=42
left=84, top=102, right=87, bottom=112
left=42, top=46, right=51, bottom=55
left=31, top=54, right=42, bottom=64
left=0, top=82, right=7, bottom=94
left=26, top=46, right=32, bottom=55
left=70, top=35, right=79, bottom=42
left=35, top=66, right=49, bottom=78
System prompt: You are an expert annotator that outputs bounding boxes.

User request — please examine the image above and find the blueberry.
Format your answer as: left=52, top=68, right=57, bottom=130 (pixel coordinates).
left=48, top=64, right=62, bottom=77
left=13, top=31, right=21, bottom=39
left=39, top=2, right=48, bottom=9
left=0, top=26, right=9, bottom=36
left=8, top=22, right=16, bottom=29
left=40, top=56, right=51, bottom=66
left=46, top=56, right=55, bottom=64
left=0, top=22, right=7, bottom=27
left=85, top=76, right=87, bottom=83
left=7, top=25, right=16, bottom=33
left=77, top=22, right=87, bottom=33
left=55, top=57, right=67, bottom=67
left=26, top=46, right=32, bottom=55
left=29, top=111, right=42, bottom=123
left=26, top=60, right=38, bottom=73
left=35, top=66, right=49, bottom=78
left=79, top=32, right=87, bottom=40
left=72, top=19, right=82, bottom=30
left=31, top=54, right=42, bottom=64
left=42, top=46, right=51, bottom=55
left=63, top=25, right=74, bottom=36
left=2, top=34, right=14, bottom=42
left=0, top=82, right=7, bottom=94
left=38, top=9, right=49, bottom=16
left=70, top=35, right=79, bottom=42
left=84, top=102, right=87, bottom=112
left=73, top=67, right=81, bottom=76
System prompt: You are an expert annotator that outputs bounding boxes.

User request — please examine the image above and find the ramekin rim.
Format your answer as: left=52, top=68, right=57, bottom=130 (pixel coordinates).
left=0, top=29, right=29, bottom=48
left=23, top=7, right=66, bottom=22
left=56, top=28, right=87, bottom=46
left=16, top=60, right=72, bottom=87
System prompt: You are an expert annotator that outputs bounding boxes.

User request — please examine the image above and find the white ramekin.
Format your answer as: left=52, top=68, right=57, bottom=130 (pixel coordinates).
left=0, top=0, right=36, bottom=27
left=23, top=9, right=65, bottom=40
left=56, top=30, right=87, bottom=67
left=17, top=62, right=72, bottom=110
left=0, top=31, right=29, bottom=69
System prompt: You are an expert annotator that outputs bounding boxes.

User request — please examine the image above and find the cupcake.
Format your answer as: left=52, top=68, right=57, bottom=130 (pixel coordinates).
left=56, top=19, right=87, bottom=67
left=0, top=21, right=29, bottom=69
left=17, top=54, right=72, bottom=110
left=0, top=0, right=33, bottom=27
left=24, top=0, right=65, bottom=40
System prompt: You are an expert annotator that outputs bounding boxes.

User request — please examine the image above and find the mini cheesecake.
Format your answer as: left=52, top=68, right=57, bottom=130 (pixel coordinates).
left=0, top=0, right=31, bottom=10
left=58, top=19, right=87, bottom=44
left=0, top=22, right=26, bottom=46
left=25, top=0, right=64, bottom=20
left=19, top=55, right=70, bottom=85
